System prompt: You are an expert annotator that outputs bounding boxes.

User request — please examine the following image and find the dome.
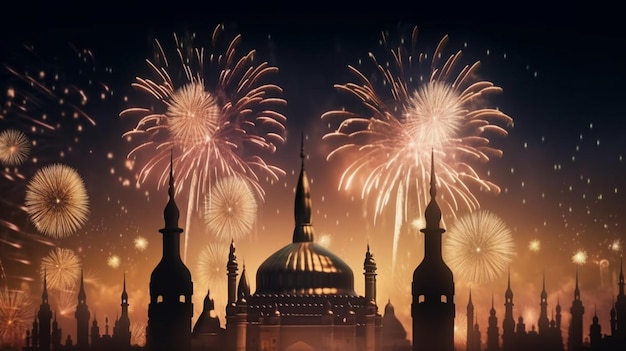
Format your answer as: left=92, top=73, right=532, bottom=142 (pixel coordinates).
left=255, top=241, right=356, bottom=295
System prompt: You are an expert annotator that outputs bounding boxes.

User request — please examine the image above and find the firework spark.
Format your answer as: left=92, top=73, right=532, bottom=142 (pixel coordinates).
left=195, top=242, right=228, bottom=322
left=204, top=176, right=257, bottom=242
left=610, top=239, right=622, bottom=253
left=0, top=287, right=35, bottom=349
left=322, top=26, right=512, bottom=269
left=529, top=239, right=541, bottom=253
left=0, top=129, right=30, bottom=166
left=134, top=236, right=148, bottom=251
left=443, top=210, right=515, bottom=285
left=572, top=249, right=587, bottom=265
left=107, top=255, right=121, bottom=269
left=25, top=163, right=90, bottom=238
left=120, top=25, right=287, bottom=261
left=40, top=247, right=81, bottom=291
left=130, top=321, right=147, bottom=346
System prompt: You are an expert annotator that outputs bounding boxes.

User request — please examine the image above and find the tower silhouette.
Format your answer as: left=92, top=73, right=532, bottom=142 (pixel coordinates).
left=487, top=292, right=499, bottom=351
left=467, top=289, right=474, bottom=351
left=146, top=154, right=193, bottom=351
left=37, top=270, right=52, bottom=351
left=568, top=267, right=584, bottom=351
left=411, top=151, right=455, bottom=351
left=616, top=258, right=626, bottom=337
left=75, top=269, right=90, bottom=351
left=502, top=269, right=515, bottom=351
left=116, top=273, right=131, bottom=347
left=538, top=272, right=549, bottom=335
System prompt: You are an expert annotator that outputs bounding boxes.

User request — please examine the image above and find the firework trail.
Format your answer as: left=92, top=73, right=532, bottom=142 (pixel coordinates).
left=51, top=287, right=77, bottom=317
left=40, top=247, right=81, bottom=291
left=204, top=176, right=257, bottom=242
left=120, top=24, right=287, bottom=262
left=195, top=242, right=228, bottom=323
left=443, top=210, right=515, bottom=285
left=0, top=129, right=30, bottom=166
left=0, top=287, right=35, bottom=349
left=130, top=321, right=147, bottom=346
left=322, top=26, right=512, bottom=269
left=25, top=163, right=90, bottom=238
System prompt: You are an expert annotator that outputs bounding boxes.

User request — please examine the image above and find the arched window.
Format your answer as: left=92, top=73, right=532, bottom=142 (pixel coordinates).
left=418, top=295, right=425, bottom=303
left=441, top=295, right=447, bottom=303
left=179, top=295, right=186, bottom=303
left=157, top=295, right=163, bottom=303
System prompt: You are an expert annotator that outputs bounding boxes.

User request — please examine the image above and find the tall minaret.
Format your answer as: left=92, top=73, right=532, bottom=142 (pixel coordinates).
left=235, top=264, right=250, bottom=351
left=487, top=292, right=499, bottom=351
left=568, top=267, right=585, bottom=351
left=147, top=154, right=194, bottom=351
left=411, top=151, right=455, bottom=351
left=467, top=289, right=474, bottom=351
left=502, top=269, right=515, bottom=351
left=117, top=272, right=131, bottom=347
left=225, top=239, right=238, bottom=350
left=364, top=243, right=377, bottom=304
left=538, top=272, right=549, bottom=335
left=616, top=257, right=626, bottom=337
left=589, top=306, right=601, bottom=349
left=75, top=269, right=90, bottom=351
left=38, top=269, right=52, bottom=351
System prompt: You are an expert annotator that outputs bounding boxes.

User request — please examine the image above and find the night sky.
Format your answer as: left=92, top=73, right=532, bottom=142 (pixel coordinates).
left=1, top=4, right=625, bottom=348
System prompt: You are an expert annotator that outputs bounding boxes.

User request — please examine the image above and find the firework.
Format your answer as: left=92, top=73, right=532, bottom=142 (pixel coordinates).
left=25, top=163, right=89, bottom=238
left=51, top=287, right=77, bottom=317
left=610, top=239, right=622, bottom=253
left=443, top=210, right=515, bottom=285
left=134, top=236, right=148, bottom=251
left=322, top=26, right=512, bottom=268
left=195, top=242, right=228, bottom=322
left=107, top=255, right=121, bottom=269
left=528, top=239, right=541, bottom=253
left=40, top=247, right=81, bottom=291
left=120, top=25, right=287, bottom=261
left=130, top=321, right=147, bottom=346
left=0, top=287, right=35, bottom=348
left=0, top=129, right=30, bottom=166
left=204, top=176, right=257, bottom=242
left=572, top=249, right=587, bottom=265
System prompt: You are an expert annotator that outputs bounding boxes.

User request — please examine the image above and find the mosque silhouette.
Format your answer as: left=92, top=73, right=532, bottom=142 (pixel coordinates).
left=19, top=144, right=626, bottom=351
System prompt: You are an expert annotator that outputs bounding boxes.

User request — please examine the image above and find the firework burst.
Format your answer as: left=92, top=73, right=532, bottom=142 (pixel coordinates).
left=120, top=24, right=287, bottom=261
left=443, top=210, right=515, bottom=285
left=572, top=249, right=587, bottom=265
left=529, top=239, right=541, bottom=253
left=195, top=242, right=228, bottom=322
left=107, top=255, right=121, bottom=269
left=0, top=287, right=35, bottom=349
left=322, top=26, right=512, bottom=268
left=25, top=163, right=89, bottom=238
left=204, top=176, right=257, bottom=242
left=0, top=129, right=30, bottom=166
left=134, top=236, right=148, bottom=251
left=40, top=247, right=81, bottom=291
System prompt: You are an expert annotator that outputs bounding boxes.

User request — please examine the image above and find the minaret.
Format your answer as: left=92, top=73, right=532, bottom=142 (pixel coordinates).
left=364, top=244, right=378, bottom=351
left=411, top=151, right=455, bottom=351
left=51, top=312, right=62, bottom=349
left=568, top=267, right=585, bottom=351
left=235, top=264, right=250, bottom=351
left=117, top=272, right=131, bottom=347
left=616, top=257, right=626, bottom=337
left=364, top=243, right=377, bottom=304
left=502, top=269, right=515, bottom=351
left=467, top=289, right=474, bottom=351
left=147, top=153, right=194, bottom=351
left=487, top=292, right=499, bottom=351
left=75, top=269, right=90, bottom=351
left=589, top=306, right=601, bottom=349
left=38, top=269, right=52, bottom=351
left=538, top=272, right=549, bottom=335
left=225, top=239, right=238, bottom=350
left=610, top=299, right=617, bottom=336
left=90, top=314, right=100, bottom=348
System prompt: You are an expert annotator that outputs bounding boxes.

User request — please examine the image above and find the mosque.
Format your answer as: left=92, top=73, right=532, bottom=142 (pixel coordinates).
left=20, top=141, right=626, bottom=351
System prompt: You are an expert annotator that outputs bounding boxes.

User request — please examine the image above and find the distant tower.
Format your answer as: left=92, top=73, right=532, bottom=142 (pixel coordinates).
left=411, top=151, right=455, bottom=351
left=225, top=239, right=238, bottom=350
left=471, top=318, right=481, bottom=351
left=556, top=296, right=562, bottom=330
left=90, top=314, right=100, bottom=347
left=616, top=257, right=626, bottom=337
left=610, top=299, right=617, bottom=336
left=75, top=269, right=90, bottom=351
left=502, top=269, right=515, bottom=351
left=51, top=312, right=62, bottom=350
left=117, top=273, right=131, bottom=347
left=364, top=243, right=377, bottom=304
left=568, top=267, right=585, bottom=351
left=467, top=289, right=474, bottom=351
left=147, top=154, right=194, bottom=351
left=38, top=269, right=52, bottom=351
left=487, top=292, right=499, bottom=351
left=538, top=272, right=549, bottom=335
left=589, top=306, right=601, bottom=349
left=235, top=264, right=250, bottom=351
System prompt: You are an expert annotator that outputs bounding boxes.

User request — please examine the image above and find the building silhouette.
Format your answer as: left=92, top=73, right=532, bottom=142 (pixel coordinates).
left=411, top=151, right=455, bottom=351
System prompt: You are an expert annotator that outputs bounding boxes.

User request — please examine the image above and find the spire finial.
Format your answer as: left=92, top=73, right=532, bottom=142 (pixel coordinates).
left=292, top=134, right=314, bottom=242
left=300, top=132, right=305, bottom=168
left=429, top=149, right=436, bottom=198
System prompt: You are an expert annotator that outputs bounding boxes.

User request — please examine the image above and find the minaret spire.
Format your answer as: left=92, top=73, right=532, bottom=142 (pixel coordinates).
left=43, top=268, right=48, bottom=303
left=574, top=266, right=580, bottom=300
left=292, top=132, right=314, bottom=243
left=424, top=149, right=442, bottom=230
